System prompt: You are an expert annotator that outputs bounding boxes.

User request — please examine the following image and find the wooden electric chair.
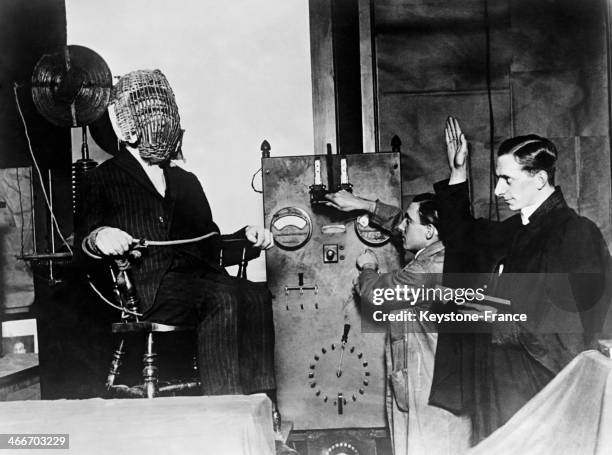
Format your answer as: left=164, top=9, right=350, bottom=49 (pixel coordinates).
left=103, top=238, right=260, bottom=399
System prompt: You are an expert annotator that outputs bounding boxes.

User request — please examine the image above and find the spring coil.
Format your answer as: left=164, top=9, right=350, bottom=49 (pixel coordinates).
left=72, top=158, right=98, bottom=215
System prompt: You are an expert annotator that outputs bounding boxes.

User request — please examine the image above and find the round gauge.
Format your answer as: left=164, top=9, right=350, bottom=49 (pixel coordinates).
left=354, top=214, right=390, bottom=246
left=307, top=342, right=370, bottom=413
left=270, top=207, right=313, bottom=249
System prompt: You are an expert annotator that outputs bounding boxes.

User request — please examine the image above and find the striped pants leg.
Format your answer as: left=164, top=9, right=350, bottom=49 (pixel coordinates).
left=147, top=270, right=276, bottom=395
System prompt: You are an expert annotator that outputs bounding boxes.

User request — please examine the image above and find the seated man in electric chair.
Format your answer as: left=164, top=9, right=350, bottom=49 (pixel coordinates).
left=75, top=69, right=277, bottom=402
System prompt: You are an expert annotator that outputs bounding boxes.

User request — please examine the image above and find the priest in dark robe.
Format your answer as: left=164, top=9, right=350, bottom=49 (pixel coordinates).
left=429, top=117, right=611, bottom=443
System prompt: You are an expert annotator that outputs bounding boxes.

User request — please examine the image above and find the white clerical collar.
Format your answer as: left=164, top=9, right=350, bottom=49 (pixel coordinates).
left=520, top=204, right=538, bottom=225
left=520, top=187, right=555, bottom=225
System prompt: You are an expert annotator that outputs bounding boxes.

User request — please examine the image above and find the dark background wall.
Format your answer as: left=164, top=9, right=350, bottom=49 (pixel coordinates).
left=0, top=0, right=72, bottom=261
left=0, top=0, right=70, bottom=169
left=332, top=0, right=364, bottom=155
left=0, top=0, right=106, bottom=399
left=372, top=0, right=611, bottom=243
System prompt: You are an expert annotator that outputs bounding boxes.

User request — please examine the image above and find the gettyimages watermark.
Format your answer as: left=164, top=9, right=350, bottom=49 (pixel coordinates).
left=371, top=284, right=487, bottom=306
left=360, top=272, right=609, bottom=334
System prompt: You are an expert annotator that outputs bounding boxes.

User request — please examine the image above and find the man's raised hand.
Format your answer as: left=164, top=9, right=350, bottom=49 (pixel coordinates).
left=445, top=116, right=468, bottom=184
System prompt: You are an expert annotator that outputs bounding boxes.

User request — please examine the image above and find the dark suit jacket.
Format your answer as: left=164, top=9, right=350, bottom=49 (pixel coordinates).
left=75, top=148, right=255, bottom=313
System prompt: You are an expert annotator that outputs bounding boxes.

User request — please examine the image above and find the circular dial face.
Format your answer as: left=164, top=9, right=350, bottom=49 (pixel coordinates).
left=324, top=441, right=361, bottom=455
left=307, top=342, right=370, bottom=412
left=354, top=214, right=390, bottom=246
left=270, top=207, right=313, bottom=249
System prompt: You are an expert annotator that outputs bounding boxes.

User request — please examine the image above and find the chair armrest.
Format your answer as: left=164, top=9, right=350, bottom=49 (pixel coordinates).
left=219, top=238, right=261, bottom=268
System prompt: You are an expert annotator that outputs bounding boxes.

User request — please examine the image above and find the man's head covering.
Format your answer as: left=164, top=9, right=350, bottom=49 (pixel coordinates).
left=108, top=69, right=183, bottom=164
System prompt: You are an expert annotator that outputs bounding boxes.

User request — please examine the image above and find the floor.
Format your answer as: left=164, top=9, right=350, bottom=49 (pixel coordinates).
left=0, top=353, right=40, bottom=401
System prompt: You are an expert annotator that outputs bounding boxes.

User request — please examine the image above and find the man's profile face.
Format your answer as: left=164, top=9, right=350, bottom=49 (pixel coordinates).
left=396, top=202, right=429, bottom=253
left=494, top=154, right=542, bottom=211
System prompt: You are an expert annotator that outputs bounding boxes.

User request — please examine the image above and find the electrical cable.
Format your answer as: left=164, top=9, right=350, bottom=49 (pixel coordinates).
left=251, top=167, right=263, bottom=193
left=84, top=231, right=221, bottom=315
left=13, top=83, right=74, bottom=254
left=144, top=231, right=219, bottom=246
left=82, top=231, right=220, bottom=260
left=86, top=274, right=143, bottom=317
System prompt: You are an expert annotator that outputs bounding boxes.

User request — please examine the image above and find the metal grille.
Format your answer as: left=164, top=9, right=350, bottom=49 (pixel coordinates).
left=111, top=70, right=182, bottom=164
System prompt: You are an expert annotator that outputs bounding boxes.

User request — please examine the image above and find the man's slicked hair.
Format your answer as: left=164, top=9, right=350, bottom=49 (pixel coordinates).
left=498, top=135, right=558, bottom=185
left=412, top=193, right=440, bottom=231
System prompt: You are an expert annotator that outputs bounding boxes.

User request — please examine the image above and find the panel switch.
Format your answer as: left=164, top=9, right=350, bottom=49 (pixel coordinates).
left=323, top=244, right=338, bottom=263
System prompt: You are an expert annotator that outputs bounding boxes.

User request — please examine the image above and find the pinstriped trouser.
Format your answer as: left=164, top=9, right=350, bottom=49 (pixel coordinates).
left=144, top=270, right=276, bottom=395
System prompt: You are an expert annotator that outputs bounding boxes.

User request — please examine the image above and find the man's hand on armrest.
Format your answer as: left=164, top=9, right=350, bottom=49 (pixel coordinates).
left=325, top=190, right=376, bottom=213
left=245, top=225, right=274, bottom=250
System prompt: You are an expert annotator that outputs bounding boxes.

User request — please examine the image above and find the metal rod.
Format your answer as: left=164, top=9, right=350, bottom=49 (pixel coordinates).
left=48, top=169, right=55, bottom=283
left=30, top=167, right=36, bottom=254
left=381, top=87, right=509, bottom=97
left=81, top=126, right=90, bottom=160
left=16, top=253, right=72, bottom=260
left=48, top=169, right=55, bottom=254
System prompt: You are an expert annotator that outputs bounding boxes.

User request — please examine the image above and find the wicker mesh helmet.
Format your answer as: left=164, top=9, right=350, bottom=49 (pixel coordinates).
left=109, top=69, right=183, bottom=164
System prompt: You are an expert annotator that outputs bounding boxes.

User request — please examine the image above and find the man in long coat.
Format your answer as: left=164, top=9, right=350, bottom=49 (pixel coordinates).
left=430, top=117, right=611, bottom=442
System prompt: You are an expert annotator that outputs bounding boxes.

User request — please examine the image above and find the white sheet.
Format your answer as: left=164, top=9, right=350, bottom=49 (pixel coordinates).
left=0, top=394, right=274, bottom=455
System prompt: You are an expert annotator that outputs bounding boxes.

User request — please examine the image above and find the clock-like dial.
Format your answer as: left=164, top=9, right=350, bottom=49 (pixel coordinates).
left=307, top=325, right=370, bottom=414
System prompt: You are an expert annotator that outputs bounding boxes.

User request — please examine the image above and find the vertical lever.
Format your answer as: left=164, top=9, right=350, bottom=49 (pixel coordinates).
left=339, top=158, right=353, bottom=192
left=314, top=159, right=322, bottom=185
left=326, top=143, right=335, bottom=193
left=336, top=324, right=351, bottom=379
left=309, top=158, right=327, bottom=204
left=341, top=324, right=351, bottom=344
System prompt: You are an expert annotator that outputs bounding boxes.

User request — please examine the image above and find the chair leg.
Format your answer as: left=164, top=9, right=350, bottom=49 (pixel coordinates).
left=106, top=339, right=125, bottom=390
left=143, top=332, right=158, bottom=399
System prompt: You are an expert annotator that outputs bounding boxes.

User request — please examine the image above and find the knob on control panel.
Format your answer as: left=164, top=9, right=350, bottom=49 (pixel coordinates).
left=323, top=244, right=338, bottom=263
